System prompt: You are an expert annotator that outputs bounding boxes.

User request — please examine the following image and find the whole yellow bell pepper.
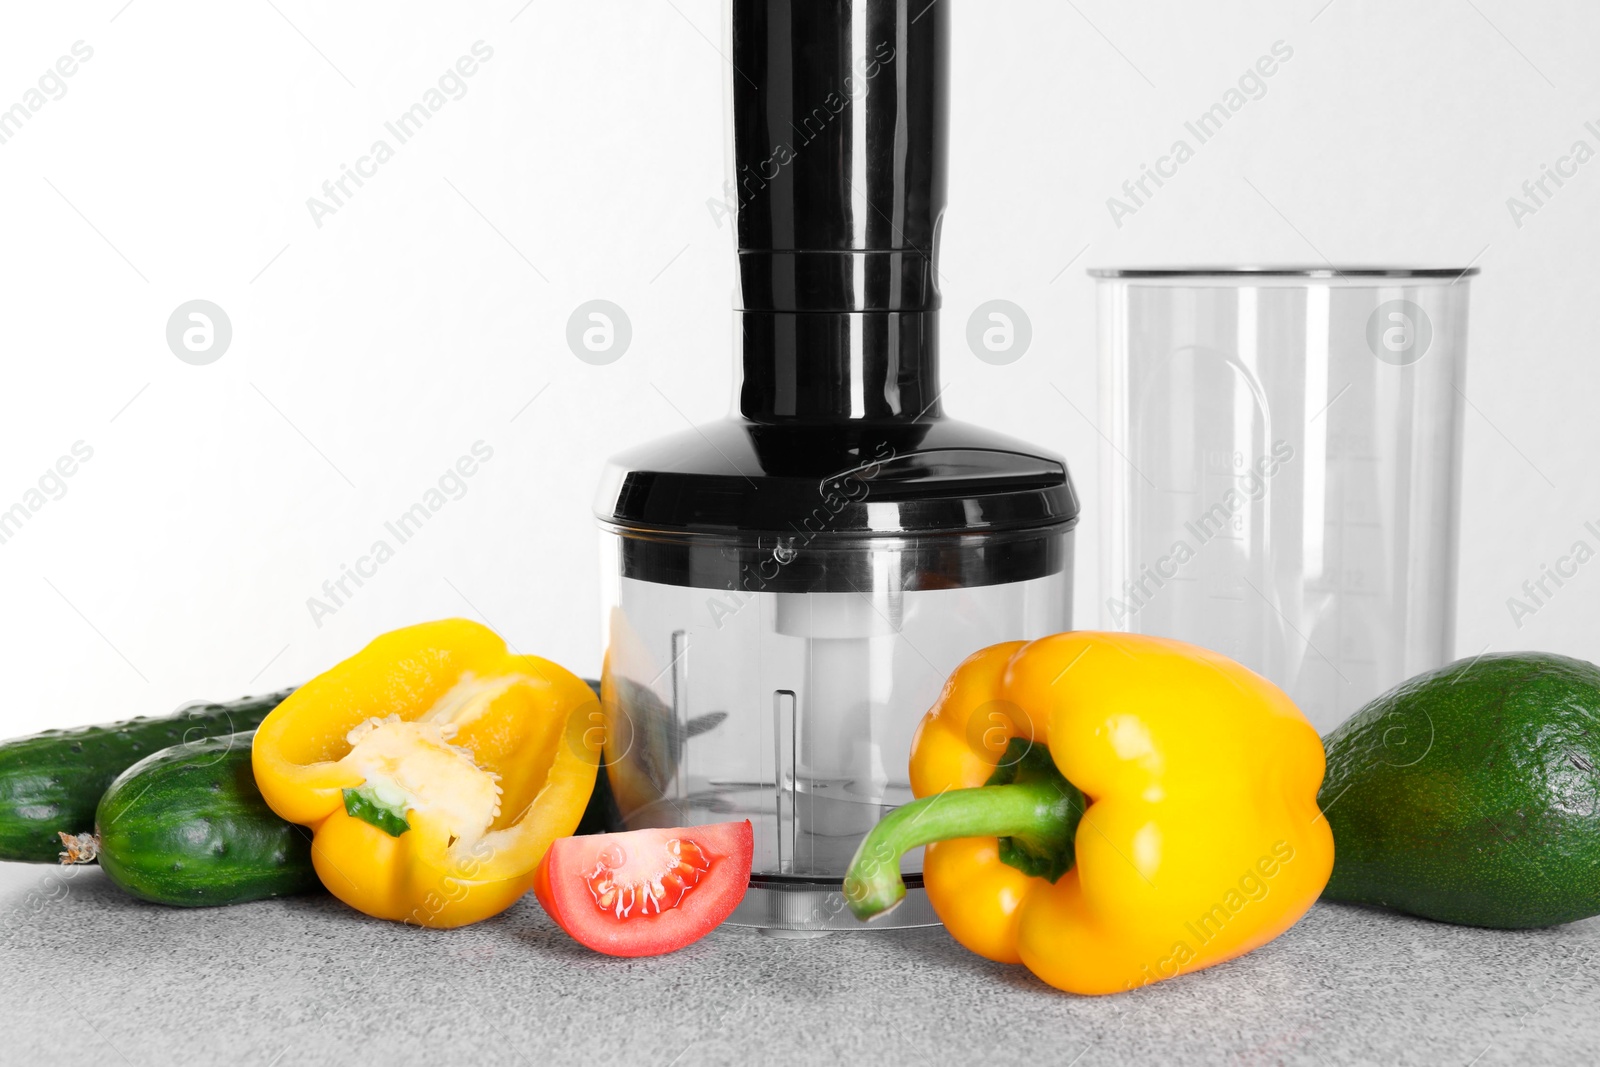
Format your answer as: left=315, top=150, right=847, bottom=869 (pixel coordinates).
left=845, top=632, right=1332, bottom=995
left=252, top=619, right=599, bottom=928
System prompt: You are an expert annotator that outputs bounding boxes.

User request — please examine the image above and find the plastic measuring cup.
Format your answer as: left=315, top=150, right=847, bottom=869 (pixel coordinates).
left=1093, top=267, right=1476, bottom=732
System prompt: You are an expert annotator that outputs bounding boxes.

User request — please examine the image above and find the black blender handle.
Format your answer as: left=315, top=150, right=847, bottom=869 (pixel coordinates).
left=730, top=0, right=950, bottom=422
left=730, top=0, right=947, bottom=295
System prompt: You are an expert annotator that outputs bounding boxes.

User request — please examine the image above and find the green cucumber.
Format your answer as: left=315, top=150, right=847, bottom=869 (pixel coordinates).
left=0, top=689, right=294, bottom=863
left=80, top=730, right=319, bottom=906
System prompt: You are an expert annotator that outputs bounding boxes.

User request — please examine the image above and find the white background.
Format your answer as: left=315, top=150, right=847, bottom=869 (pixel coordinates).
left=0, top=0, right=1594, bottom=736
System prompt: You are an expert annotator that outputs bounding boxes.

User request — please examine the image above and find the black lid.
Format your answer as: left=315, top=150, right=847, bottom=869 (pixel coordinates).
left=596, top=0, right=1078, bottom=591
left=599, top=419, right=1077, bottom=537
left=597, top=419, right=1078, bottom=592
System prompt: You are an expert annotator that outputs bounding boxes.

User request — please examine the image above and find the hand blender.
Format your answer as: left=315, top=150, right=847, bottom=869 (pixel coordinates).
left=594, top=0, right=1079, bottom=931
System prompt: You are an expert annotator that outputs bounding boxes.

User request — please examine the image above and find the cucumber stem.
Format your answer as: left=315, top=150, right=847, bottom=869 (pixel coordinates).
left=57, top=831, right=99, bottom=865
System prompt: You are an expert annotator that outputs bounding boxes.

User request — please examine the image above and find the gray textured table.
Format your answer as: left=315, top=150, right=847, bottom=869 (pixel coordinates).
left=1, top=861, right=1595, bottom=1066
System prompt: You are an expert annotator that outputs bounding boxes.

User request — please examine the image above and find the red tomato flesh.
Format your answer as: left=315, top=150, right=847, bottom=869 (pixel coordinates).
left=534, top=820, right=753, bottom=957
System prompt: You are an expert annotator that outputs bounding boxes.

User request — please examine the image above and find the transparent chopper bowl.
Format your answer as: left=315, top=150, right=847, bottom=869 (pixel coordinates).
left=598, top=529, right=1071, bottom=931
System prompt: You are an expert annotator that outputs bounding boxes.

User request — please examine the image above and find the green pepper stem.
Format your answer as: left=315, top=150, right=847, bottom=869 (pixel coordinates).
left=843, top=778, right=1078, bottom=921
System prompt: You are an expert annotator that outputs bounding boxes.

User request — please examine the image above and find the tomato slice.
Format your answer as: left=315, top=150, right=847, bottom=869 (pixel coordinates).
left=534, top=820, right=753, bottom=957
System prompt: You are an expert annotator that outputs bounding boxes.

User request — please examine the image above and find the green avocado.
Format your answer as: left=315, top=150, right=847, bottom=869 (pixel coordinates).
left=1320, top=652, right=1600, bottom=928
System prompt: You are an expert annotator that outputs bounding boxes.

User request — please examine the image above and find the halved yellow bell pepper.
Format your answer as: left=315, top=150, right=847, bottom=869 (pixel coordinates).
left=252, top=619, right=599, bottom=928
left=845, top=632, right=1332, bottom=994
